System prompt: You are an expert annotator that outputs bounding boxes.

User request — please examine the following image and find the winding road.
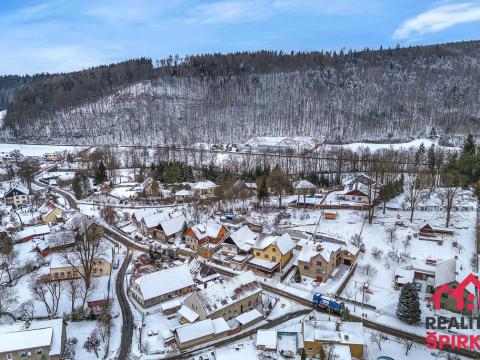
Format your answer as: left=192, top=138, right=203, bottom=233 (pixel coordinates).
left=34, top=176, right=135, bottom=360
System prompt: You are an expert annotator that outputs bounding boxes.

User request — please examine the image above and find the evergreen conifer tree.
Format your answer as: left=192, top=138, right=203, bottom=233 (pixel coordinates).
left=396, top=282, right=421, bottom=324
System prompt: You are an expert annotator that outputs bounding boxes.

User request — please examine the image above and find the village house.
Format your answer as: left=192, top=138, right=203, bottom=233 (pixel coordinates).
left=256, top=330, right=277, bottom=351
left=38, top=201, right=65, bottom=223
left=183, top=271, right=262, bottom=321
left=33, top=231, right=76, bottom=257
left=212, top=225, right=257, bottom=270
left=302, top=317, right=364, bottom=359
left=337, top=173, right=380, bottom=204
left=130, top=265, right=194, bottom=308
left=48, top=253, right=111, bottom=281
left=14, top=224, right=51, bottom=244
left=174, top=189, right=193, bottom=202
left=247, top=233, right=295, bottom=276
left=44, top=153, right=63, bottom=162
left=173, top=317, right=230, bottom=350
left=184, top=221, right=227, bottom=258
left=5, top=184, right=30, bottom=207
left=432, top=258, right=474, bottom=314
left=297, top=241, right=359, bottom=282
left=190, top=180, right=217, bottom=198
left=0, top=318, right=66, bottom=360
left=133, top=177, right=154, bottom=194
left=156, top=214, right=186, bottom=242
left=419, top=224, right=454, bottom=238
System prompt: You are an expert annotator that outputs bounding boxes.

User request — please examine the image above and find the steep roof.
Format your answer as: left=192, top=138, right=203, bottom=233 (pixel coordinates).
left=134, top=265, right=194, bottom=301
left=295, top=179, right=316, bottom=190
left=5, top=183, right=29, bottom=197
left=159, top=214, right=186, bottom=236
left=190, top=220, right=223, bottom=240
left=434, top=258, right=458, bottom=288
left=253, top=233, right=295, bottom=254
left=227, top=225, right=258, bottom=252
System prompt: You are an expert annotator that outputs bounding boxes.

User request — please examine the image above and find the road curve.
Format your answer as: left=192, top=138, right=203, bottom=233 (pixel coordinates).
left=34, top=177, right=135, bottom=360
left=115, top=251, right=133, bottom=360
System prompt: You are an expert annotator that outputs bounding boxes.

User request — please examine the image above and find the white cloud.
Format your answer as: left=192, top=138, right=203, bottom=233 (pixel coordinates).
left=190, top=0, right=272, bottom=24
left=189, top=0, right=376, bottom=24
left=393, top=2, right=480, bottom=40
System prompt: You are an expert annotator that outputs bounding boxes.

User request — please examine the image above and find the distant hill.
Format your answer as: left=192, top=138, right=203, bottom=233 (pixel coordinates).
left=1, top=41, right=480, bottom=145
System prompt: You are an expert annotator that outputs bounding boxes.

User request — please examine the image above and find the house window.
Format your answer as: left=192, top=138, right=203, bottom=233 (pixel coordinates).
left=272, top=248, right=276, bottom=252
left=7, top=353, right=12, bottom=360
left=264, top=254, right=268, bottom=259
left=441, top=293, right=448, bottom=299
left=256, top=252, right=260, bottom=256
left=20, top=350, right=28, bottom=357
left=304, top=265, right=309, bottom=270
left=317, top=261, right=322, bottom=266
left=37, top=350, right=43, bottom=355
left=272, top=256, right=276, bottom=262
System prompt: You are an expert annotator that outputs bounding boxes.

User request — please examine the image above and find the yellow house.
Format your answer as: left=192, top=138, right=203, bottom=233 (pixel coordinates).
left=39, top=201, right=65, bottom=223
left=49, top=254, right=111, bottom=281
left=247, top=233, right=295, bottom=276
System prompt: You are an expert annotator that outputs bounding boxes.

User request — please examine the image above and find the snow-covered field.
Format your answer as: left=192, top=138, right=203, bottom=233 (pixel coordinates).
left=0, top=142, right=84, bottom=156
left=328, top=138, right=458, bottom=152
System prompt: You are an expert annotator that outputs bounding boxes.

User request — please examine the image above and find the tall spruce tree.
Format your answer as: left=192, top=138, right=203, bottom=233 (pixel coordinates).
left=94, top=161, right=108, bottom=184
left=462, top=134, right=476, bottom=156
left=396, top=282, right=421, bottom=324
left=257, top=176, right=269, bottom=206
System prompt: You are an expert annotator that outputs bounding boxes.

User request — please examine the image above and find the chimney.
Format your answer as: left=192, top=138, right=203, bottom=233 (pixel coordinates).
left=204, top=282, right=208, bottom=289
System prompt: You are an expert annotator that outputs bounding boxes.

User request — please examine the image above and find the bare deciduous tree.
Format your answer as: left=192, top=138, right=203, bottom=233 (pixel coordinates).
left=405, top=173, right=425, bottom=222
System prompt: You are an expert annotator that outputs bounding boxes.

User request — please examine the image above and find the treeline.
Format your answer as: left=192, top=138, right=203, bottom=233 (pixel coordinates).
left=3, top=58, right=153, bottom=135
left=155, top=41, right=479, bottom=78
left=3, top=40, right=480, bottom=144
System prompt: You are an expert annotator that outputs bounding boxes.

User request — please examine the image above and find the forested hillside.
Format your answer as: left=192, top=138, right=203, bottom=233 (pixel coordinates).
left=2, top=41, right=480, bottom=145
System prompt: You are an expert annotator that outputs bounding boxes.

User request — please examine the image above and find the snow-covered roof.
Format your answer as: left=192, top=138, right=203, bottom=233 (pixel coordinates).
left=160, top=299, right=181, bottom=312
left=248, top=257, right=279, bottom=270
left=141, top=211, right=170, bottom=229
left=190, top=271, right=262, bottom=316
left=227, top=225, right=258, bottom=252
left=275, top=233, right=295, bottom=254
left=133, top=265, right=194, bottom=301
left=0, top=318, right=64, bottom=356
left=174, top=319, right=214, bottom=343
left=331, top=344, right=352, bottom=360
left=434, top=258, right=458, bottom=288
left=212, top=318, right=230, bottom=334
left=191, top=180, right=217, bottom=190
left=5, top=183, right=29, bottom=196
left=235, top=308, right=263, bottom=325
left=159, top=214, right=186, bottom=237
left=190, top=220, right=223, bottom=240
left=14, top=224, right=51, bottom=241
left=295, top=179, right=316, bottom=190
left=38, top=201, right=65, bottom=217
left=395, top=268, right=414, bottom=284
left=175, top=189, right=192, bottom=196
left=256, top=330, right=277, bottom=349
left=178, top=305, right=199, bottom=323
left=303, top=318, right=364, bottom=345
left=0, top=327, right=52, bottom=353
left=253, top=233, right=294, bottom=254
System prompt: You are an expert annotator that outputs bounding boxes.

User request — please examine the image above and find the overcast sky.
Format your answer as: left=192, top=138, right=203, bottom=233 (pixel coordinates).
left=1, top=0, right=480, bottom=75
